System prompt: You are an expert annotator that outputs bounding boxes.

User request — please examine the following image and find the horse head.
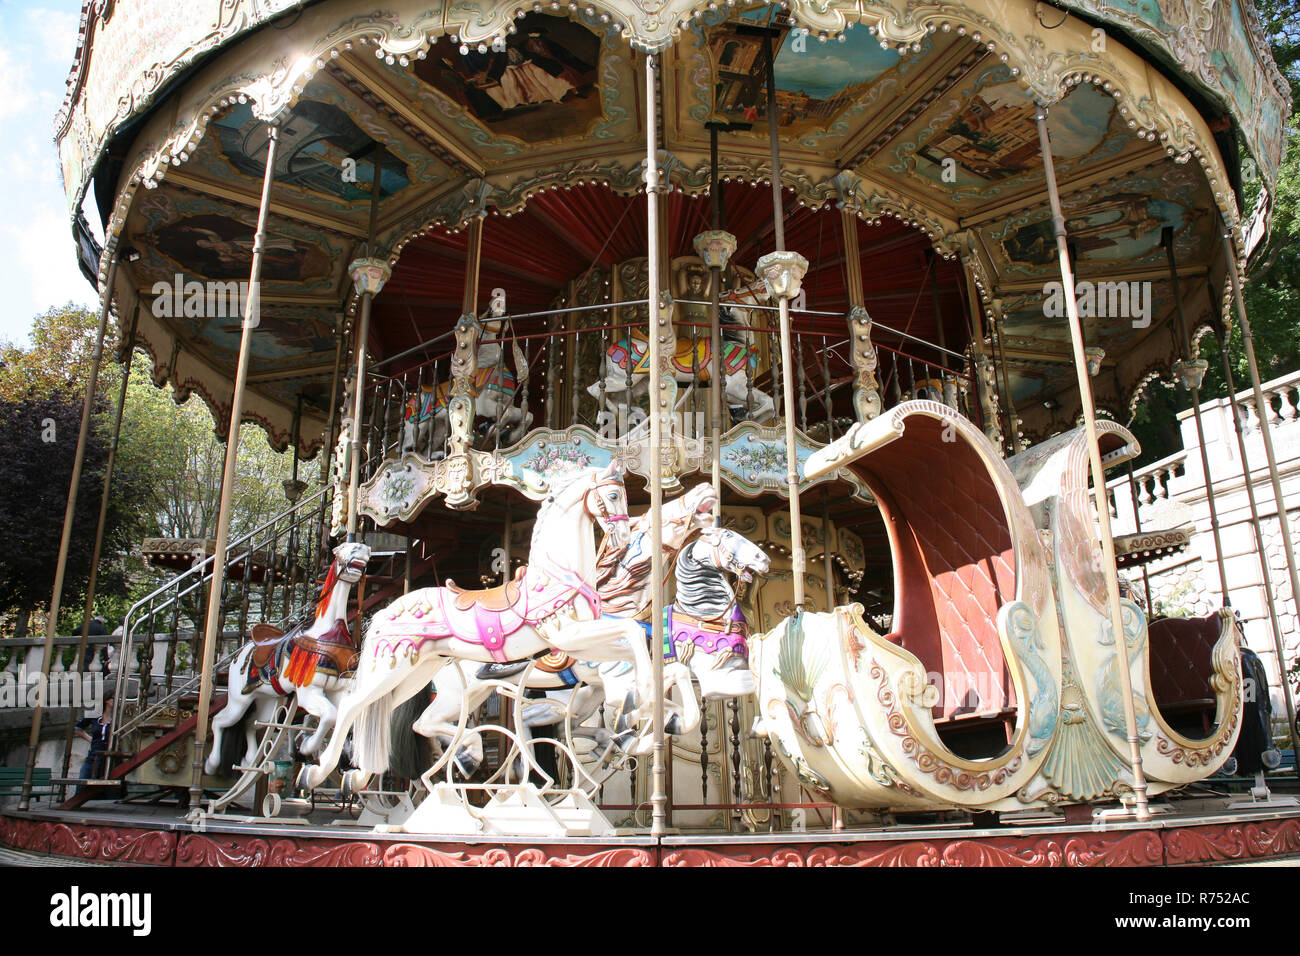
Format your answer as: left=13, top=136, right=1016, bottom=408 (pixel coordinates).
left=679, top=482, right=718, bottom=520
left=659, top=482, right=717, bottom=551
left=693, top=526, right=770, bottom=583
left=581, top=462, right=630, bottom=549
left=332, top=541, right=372, bottom=583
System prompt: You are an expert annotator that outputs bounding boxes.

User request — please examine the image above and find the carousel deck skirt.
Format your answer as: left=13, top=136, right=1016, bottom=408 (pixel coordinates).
left=3, top=801, right=1300, bottom=867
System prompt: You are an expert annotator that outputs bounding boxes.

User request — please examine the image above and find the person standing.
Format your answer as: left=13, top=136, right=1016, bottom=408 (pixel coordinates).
left=74, top=694, right=113, bottom=793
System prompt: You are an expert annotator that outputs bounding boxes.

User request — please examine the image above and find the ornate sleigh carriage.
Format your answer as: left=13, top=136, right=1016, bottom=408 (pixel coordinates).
left=753, top=401, right=1243, bottom=812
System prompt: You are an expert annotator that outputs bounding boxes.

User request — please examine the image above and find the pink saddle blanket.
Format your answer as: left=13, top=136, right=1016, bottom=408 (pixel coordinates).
left=372, top=560, right=601, bottom=662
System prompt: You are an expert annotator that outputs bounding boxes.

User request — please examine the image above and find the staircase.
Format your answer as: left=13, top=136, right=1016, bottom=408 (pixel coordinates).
left=101, top=476, right=449, bottom=794
left=109, top=485, right=333, bottom=753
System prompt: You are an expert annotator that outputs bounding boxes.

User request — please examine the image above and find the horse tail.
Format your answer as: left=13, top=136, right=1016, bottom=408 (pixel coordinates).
left=387, top=687, right=434, bottom=780
left=351, top=688, right=393, bottom=777
left=215, top=709, right=250, bottom=776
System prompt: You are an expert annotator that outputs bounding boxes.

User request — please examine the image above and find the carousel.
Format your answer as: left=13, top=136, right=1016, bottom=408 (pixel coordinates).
left=6, top=0, right=1300, bottom=866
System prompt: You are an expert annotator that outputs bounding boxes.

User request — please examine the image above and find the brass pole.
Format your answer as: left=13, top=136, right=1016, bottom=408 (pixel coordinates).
left=763, top=32, right=806, bottom=609
left=320, top=317, right=345, bottom=484
left=1216, top=340, right=1300, bottom=768
left=1222, top=231, right=1300, bottom=706
left=709, top=127, right=724, bottom=519
left=346, top=152, right=387, bottom=541
left=188, top=125, right=279, bottom=809
left=1036, top=106, right=1149, bottom=819
left=404, top=538, right=414, bottom=596
left=58, top=304, right=141, bottom=797
left=645, top=50, right=668, bottom=839
left=823, top=492, right=835, bottom=610
left=1125, top=463, right=1154, bottom=616
left=1163, top=235, right=1228, bottom=603
left=20, top=256, right=119, bottom=809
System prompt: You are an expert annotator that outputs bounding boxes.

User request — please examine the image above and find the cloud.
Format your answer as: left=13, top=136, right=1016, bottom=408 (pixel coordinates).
left=26, top=8, right=81, bottom=67
left=0, top=48, right=35, bottom=121
left=0, top=200, right=96, bottom=342
left=1048, top=84, right=1115, bottom=158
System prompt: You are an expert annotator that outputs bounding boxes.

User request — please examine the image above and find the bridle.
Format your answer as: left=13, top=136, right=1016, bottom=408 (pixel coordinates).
left=584, top=474, right=630, bottom=531
left=693, top=530, right=743, bottom=577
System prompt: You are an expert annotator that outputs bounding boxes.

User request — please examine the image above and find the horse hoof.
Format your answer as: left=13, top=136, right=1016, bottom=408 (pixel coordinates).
left=294, top=766, right=317, bottom=792
left=665, top=714, right=683, bottom=736
left=453, top=751, right=481, bottom=779
left=340, top=769, right=369, bottom=799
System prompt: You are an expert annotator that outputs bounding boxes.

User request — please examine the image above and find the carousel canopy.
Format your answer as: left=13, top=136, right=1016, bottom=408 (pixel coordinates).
left=55, top=0, right=1290, bottom=450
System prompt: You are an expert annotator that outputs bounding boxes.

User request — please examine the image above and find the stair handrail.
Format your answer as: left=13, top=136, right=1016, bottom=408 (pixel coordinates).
left=113, top=484, right=330, bottom=735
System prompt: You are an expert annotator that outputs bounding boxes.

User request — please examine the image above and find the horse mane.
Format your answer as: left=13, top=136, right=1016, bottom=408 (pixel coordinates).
left=531, top=467, right=598, bottom=554
left=675, top=535, right=735, bottom=619
left=315, top=560, right=340, bottom=620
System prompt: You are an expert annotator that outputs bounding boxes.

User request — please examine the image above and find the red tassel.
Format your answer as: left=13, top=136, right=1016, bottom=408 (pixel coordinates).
left=285, top=647, right=319, bottom=686
left=316, top=562, right=340, bottom=620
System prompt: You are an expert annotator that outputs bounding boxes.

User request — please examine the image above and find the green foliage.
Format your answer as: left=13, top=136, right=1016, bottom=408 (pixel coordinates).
left=1128, top=11, right=1300, bottom=468
left=0, top=306, right=320, bottom=636
left=1254, top=0, right=1300, bottom=111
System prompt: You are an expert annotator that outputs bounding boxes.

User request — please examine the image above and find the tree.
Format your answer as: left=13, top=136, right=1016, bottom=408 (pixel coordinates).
left=1128, top=6, right=1300, bottom=463
left=0, top=305, right=322, bottom=637
left=0, top=391, right=139, bottom=637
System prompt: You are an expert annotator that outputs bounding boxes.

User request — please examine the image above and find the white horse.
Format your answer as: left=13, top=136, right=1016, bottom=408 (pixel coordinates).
left=407, top=481, right=719, bottom=773
left=587, top=279, right=776, bottom=426
left=295, top=463, right=651, bottom=793
left=524, top=526, right=769, bottom=759
left=401, top=319, right=532, bottom=457
left=412, top=521, right=769, bottom=773
left=206, top=541, right=371, bottom=775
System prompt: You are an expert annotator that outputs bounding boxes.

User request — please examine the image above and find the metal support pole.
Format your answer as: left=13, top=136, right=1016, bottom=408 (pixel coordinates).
left=1125, top=464, right=1154, bottom=615
left=709, top=128, right=724, bottom=519
left=447, top=216, right=485, bottom=457
left=1036, top=106, right=1149, bottom=818
left=502, top=499, right=512, bottom=585
left=763, top=34, right=785, bottom=252
left=842, top=208, right=880, bottom=422
left=1222, top=230, right=1300, bottom=735
left=346, top=157, right=387, bottom=541
left=823, top=491, right=836, bottom=610
left=1163, top=235, right=1229, bottom=604
left=58, top=304, right=140, bottom=796
left=761, top=32, right=806, bottom=610
left=1216, top=341, right=1300, bottom=766
left=20, top=256, right=119, bottom=809
left=694, top=142, right=735, bottom=518
left=404, top=538, right=415, bottom=595
left=188, top=126, right=279, bottom=809
left=646, top=51, right=668, bottom=839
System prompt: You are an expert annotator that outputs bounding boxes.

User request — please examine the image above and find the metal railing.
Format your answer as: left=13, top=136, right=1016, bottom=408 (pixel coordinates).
left=110, top=484, right=333, bottom=755
left=354, top=309, right=975, bottom=491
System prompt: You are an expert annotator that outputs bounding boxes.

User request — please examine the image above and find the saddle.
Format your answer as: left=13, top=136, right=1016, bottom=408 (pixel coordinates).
left=250, top=623, right=286, bottom=670
left=283, top=617, right=357, bottom=685
left=447, top=566, right=526, bottom=612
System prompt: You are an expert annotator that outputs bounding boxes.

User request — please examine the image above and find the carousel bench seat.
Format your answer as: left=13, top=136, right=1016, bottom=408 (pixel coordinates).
left=1146, top=612, right=1223, bottom=739
left=833, top=407, right=1020, bottom=745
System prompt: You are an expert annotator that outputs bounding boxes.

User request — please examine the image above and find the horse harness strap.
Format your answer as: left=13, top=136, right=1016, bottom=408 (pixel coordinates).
left=664, top=605, right=750, bottom=663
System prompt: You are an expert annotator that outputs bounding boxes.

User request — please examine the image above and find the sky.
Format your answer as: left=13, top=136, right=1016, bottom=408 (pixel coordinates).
left=0, top=0, right=96, bottom=347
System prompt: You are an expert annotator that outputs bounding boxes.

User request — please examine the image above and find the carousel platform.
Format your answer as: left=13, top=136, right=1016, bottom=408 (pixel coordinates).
left=4, top=796, right=1300, bottom=867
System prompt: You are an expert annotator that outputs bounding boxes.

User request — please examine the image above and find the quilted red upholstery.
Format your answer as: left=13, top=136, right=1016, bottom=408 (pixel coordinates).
left=1147, top=614, right=1219, bottom=722
left=852, top=416, right=1017, bottom=721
